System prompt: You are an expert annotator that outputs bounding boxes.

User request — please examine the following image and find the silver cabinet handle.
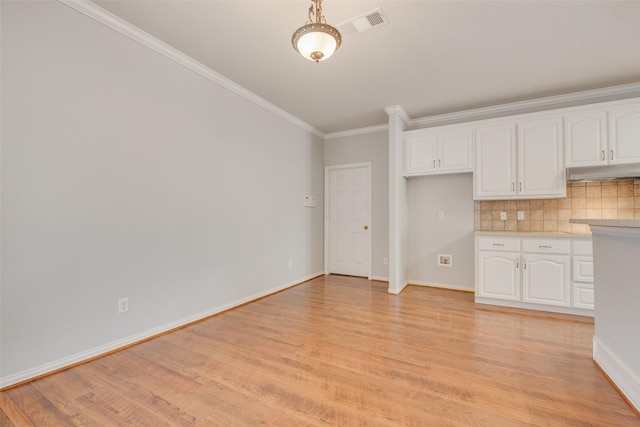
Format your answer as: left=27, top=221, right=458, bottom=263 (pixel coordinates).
left=610, top=150, right=614, bottom=161
left=512, top=182, right=515, bottom=191
left=438, top=159, right=441, bottom=167
left=539, top=245, right=552, bottom=249
left=492, top=243, right=505, bottom=246
left=601, top=150, right=605, bottom=161
left=433, top=160, right=436, bottom=168
left=516, top=259, right=519, bottom=268
left=524, top=260, right=527, bottom=269
left=519, top=182, right=522, bottom=192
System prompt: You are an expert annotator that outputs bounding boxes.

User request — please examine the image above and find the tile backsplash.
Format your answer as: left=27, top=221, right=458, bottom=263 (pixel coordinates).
left=474, top=180, right=640, bottom=234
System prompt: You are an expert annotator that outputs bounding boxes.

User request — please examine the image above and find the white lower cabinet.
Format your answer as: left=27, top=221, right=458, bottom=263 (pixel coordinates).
left=571, top=240, right=594, bottom=310
left=572, top=282, right=594, bottom=310
left=476, top=235, right=592, bottom=315
left=477, top=251, right=521, bottom=301
left=522, top=254, right=570, bottom=306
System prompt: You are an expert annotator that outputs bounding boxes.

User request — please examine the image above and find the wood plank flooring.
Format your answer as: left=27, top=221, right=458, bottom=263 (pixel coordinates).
left=1, top=274, right=638, bottom=426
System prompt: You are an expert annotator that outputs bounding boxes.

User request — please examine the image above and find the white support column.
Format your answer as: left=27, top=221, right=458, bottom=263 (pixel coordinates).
left=385, top=106, right=409, bottom=294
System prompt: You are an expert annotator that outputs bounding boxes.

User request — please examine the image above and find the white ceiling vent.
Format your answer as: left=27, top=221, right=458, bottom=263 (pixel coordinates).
left=337, top=8, right=389, bottom=38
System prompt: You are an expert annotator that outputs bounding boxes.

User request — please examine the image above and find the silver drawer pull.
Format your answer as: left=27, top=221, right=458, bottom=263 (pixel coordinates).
left=492, top=243, right=505, bottom=246
left=539, top=245, right=552, bottom=249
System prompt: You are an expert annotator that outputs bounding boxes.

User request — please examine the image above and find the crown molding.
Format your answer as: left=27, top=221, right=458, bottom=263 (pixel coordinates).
left=49, top=2, right=640, bottom=142
left=384, top=105, right=410, bottom=126
left=409, top=83, right=640, bottom=128
left=324, top=124, right=389, bottom=140
left=57, top=0, right=325, bottom=139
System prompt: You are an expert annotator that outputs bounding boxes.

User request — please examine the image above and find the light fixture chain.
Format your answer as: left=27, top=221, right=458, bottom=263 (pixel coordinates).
left=307, top=0, right=326, bottom=25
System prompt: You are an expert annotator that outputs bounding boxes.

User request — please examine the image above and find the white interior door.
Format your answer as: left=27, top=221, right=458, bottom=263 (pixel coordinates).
left=328, top=165, right=371, bottom=277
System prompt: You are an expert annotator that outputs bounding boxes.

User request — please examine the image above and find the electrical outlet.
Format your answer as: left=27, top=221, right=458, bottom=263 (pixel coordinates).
left=500, top=211, right=507, bottom=220
left=438, top=211, right=445, bottom=220
left=517, top=211, right=525, bottom=220
left=383, top=257, right=389, bottom=265
left=118, top=298, right=128, bottom=314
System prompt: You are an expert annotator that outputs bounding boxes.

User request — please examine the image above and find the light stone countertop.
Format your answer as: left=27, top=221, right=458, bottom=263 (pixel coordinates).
left=569, top=219, right=640, bottom=228
left=474, top=231, right=592, bottom=239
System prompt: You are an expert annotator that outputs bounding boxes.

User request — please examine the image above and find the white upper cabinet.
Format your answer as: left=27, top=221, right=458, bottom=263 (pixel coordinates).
left=564, top=108, right=608, bottom=167
left=404, top=127, right=473, bottom=176
left=438, top=128, right=474, bottom=172
left=474, top=123, right=517, bottom=198
left=565, top=99, right=640, bottom=167
left=405, top=132, right=437, bottom=174
left=474, top=117, right=565, bottom=200
left=517, top=117, right=565, bottom=198
left=609, top=100, right=640, bottom=165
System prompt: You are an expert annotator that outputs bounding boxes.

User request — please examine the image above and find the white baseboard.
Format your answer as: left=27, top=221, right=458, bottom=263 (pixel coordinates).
left=370, top=276, right=389, bottom=282
left=408, top=280, right=474, bottom=292
left=0, top=271, right=323, bottom=389
left=593, top=336, right=640, bottom=413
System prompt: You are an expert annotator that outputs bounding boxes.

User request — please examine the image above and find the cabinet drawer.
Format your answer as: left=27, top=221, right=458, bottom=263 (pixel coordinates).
left=477, top=237, right=520, bottom=252
left=573, top=256, right=594, bottom=283
left=573, top=239, right=593, bottom=256
left=572, top=282, right=594, bottom=310
left=522, top=239, right=570, bottom=254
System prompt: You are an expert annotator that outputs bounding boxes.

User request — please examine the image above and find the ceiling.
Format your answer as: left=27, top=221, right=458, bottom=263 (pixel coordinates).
left=93, top=0, right=640, bottom=134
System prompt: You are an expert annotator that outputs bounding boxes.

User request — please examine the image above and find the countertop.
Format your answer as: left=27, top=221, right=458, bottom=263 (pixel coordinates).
left=569, top=218, right=640, bottom=228
left=475, top=231, right=592, bottom=239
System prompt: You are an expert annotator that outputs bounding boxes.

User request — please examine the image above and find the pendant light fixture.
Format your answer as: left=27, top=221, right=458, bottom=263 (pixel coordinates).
left=292, top=0, right=342, bottom=62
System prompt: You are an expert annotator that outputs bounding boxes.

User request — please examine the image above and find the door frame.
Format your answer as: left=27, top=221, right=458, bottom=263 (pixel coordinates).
left=324, top=162, right=372, bottom=279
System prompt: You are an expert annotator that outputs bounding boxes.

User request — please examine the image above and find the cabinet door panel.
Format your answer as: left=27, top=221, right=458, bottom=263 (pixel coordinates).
left=474, top=124, right=516, bottom=199
left=573, top=256, right=594, bottom=283
left=477, top=251, right=520, bottom=301
left=438, top=128, right=473, bottom=172
left=564, top=109, right=607, bottom=167
left=517, top=118, right=565, bottom=198
left=609, top=102, right=640, bottom=165
left=572, top=282, right=594, bottom=310
left=522, top=254, right=570, bottom=306
left=405, top=133, right=437, bottom=175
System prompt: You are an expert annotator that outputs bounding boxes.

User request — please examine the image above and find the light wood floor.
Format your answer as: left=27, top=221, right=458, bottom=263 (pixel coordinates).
left=1, top=275, right=638, bottom=426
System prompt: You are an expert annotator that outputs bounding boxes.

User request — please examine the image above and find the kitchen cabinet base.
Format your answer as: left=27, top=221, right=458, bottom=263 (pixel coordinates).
left=475, top=296, right=594, bottom=317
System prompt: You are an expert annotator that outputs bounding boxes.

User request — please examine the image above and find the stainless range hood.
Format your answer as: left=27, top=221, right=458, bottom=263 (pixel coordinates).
left=566, top=164, right=640, bottom=182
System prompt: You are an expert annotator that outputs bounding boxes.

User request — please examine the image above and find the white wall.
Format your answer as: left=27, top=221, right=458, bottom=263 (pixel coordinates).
left=1, top=1, right=323, bottom=385
left=591, top=226, right=640, bottom=411
left=324, top=131, right=389, bottom=280
left=407, top=174, right=475, bottom=290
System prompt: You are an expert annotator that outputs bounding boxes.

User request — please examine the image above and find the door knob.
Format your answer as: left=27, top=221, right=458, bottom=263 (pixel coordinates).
left=364, top=225, right=369, bottom=230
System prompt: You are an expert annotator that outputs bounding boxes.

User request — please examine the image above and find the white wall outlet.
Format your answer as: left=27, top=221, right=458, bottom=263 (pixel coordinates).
left=500, top=211, right=507, bottom=220
left=438, top=254, right=453, bottom=267
left=383, top=257, right=389, bottom=265
left=118, top=297, right=128, bottom=314
left=438, top=211, right=445, bottom=220
left=288, top=260, right=293, bottom=269
left=517, top=211, right=525, bottom=220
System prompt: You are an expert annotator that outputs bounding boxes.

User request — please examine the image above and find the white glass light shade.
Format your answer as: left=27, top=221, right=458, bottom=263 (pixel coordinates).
left=297, top=30, right=336, bottom=61
left=292, top=23, right=342, bottom=62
